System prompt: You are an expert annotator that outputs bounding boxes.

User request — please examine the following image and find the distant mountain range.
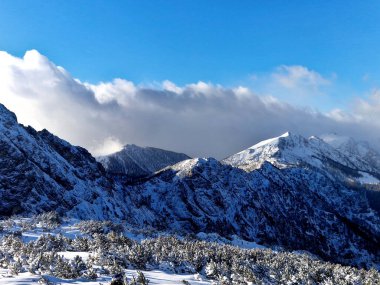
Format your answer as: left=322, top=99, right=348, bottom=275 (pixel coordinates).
left=0, top=103, right=379, bottom=268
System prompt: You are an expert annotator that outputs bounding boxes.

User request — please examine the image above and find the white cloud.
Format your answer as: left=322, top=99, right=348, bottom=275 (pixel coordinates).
left=91, top=137, right=124, bottom=157
left=162, top=80, right=183, bottom=94
left=0, top=50, right=379, bottom=158
left=327, top=108, right=357, bottom=122
left=272, top=65, right=330, bottom=89
left=353, top=89, right=380, bottom=125
left=86, top=78, right=137, bottom=106
left=249, top=65, right=334, bottom=109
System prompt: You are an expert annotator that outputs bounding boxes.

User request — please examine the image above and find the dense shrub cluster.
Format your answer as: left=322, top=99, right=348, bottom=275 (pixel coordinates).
left=0, top=211, right=63, bottom=232
left=75, top=220, right=124, bottom=235
left=0, top=228, right=378, bottom=284
left=35, top=211, right=63, bottom=230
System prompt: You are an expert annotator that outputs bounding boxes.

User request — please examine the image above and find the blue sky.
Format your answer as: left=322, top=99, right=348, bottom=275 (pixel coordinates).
left=1, top=1, right=380, bottom=157
left=1, top=1, right=380, bottom=88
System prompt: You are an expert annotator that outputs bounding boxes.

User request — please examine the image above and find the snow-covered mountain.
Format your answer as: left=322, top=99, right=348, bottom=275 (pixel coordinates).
left=223, top=132, right=380, bottom=186
left=97, top=144, right=190, bottom=178
left=0, top=103, right=379, bottom=268
left=125, top=157, right=380, bottom=267
left=0, top=104, right=127, bottom=219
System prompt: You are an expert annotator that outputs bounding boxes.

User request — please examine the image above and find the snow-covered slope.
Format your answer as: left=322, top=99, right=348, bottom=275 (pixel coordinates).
left=97, top=144, right=190, bottom=178
left=223, top=132, right=380, bottom=186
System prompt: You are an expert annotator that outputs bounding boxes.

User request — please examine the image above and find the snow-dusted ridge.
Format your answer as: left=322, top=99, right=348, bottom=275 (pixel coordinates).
left=0, top=103, right=379, bottom=269
left=223, top=131, right=380, bottom=186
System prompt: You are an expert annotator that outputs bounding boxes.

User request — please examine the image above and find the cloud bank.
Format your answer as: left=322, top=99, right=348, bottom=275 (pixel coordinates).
left=0, top=50, right=378, bottom=158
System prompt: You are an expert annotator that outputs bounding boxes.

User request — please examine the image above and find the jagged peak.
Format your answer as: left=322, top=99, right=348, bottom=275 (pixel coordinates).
left=281, top=131, right=291, bottom=137
left=123, top=143, right=143, bottom=150
left=0, top=103, right=18, bottom=125
left=170, top=157, right=218, bottom=169
left=166, top=157, right=221, bottom=178
left=248, top=131, right=305, bottom=150
left=117, top=143, right=189, bottom=157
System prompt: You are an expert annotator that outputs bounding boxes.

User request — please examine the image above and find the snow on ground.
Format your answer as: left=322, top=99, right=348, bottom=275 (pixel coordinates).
left=0, top=269, right=212, bottom=285
left=0, top=218, right=262, bottom=285
left=358, top=171, right=380, bottom=185
left=57, top=252, right=91, bottom=261
left=5, top=218, right=266, bottom=251
left=229, top=235, right=266, bottom=249
left=124, top=270, right=211, bottom=285
left=196, top=232, right=266, bottom=250
left=0, top=269, right=112, bottom=285
left=0, top=271, right=40, bottom=285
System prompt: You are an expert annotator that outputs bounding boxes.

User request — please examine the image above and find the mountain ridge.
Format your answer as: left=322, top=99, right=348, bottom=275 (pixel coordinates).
left=224, top=131, right=380, bottom=185
left=126, top=156, right=380, bottom=267
left=97, top=144, right=190, bottom=179
left=0, top=103, right=379, bottom=268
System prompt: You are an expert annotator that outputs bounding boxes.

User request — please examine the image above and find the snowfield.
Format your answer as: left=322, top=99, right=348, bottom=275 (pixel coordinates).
left=0, top=270, right=212, bottom=285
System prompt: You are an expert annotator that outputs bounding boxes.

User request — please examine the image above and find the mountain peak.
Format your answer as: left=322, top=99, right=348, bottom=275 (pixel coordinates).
left=248, top=131, right=298, bottom=149
left=281, top=131, right=291, bottom=137
left=224, top=131, right=380, bottom=189
left=0, top=103, right=18, bottom=126
left=223, top=132, right=310, bottom=171
left=0, top=101, right=379, bottom=268
left=98, top=144, right=190, bottom=178
left=123, top=143, right=142, bottom=149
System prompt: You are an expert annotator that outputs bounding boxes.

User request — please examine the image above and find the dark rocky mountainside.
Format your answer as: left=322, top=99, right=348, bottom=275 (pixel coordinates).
left=123, top=158, right=380, bottom=268
left=97, top=144, right=190, bottom=178
left=0, top=103, right=379, bottom=268
left=0, top=104, right=127, bottom=219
